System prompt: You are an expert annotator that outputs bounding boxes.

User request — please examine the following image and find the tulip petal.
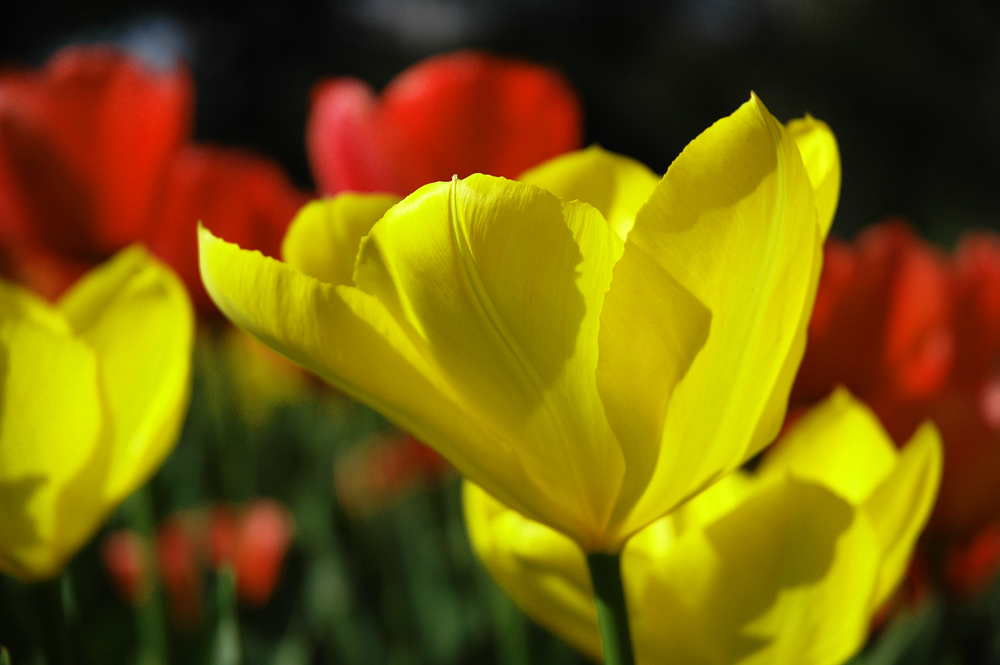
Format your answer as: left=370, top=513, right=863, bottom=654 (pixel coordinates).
left=281, top=194, right=400, bottom=286
left=633, top=478, right=861, bottom=665
left=0, top=282, right=103, bottom=579
left=762, top=388, right=897, bottom=506
left=307, top=51, right=582, bottom=196
left=58, top=246, right=194, bottom=506
left=463, top=481, right=601, bottom=659
left=142, top=145, right=308, bottom=314
left=466, top=469, right=878, bottom=665
left=735, top=117, right=837, bottom=484
left=518, top=146, right=661, bottom=239
left=0, top=46, right=191, bottom=256
left=306, top=78, right=397, bottom=195
left=596, top=239, right=712, bottom=545
left=863, top=420, right=942, bottom=610
left=356, top=175, right=627, bottom=545
left=787, top=115, right=840, bottom=237
left=609, top=94, right=820, bottom=538
left=201, top=224, right=545, bottom=532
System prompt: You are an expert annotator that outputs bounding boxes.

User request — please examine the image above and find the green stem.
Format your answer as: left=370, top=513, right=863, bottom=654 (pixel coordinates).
left=211, top=565, right=242, bottom=665
left=587, top=554, right=635, bottom=665
left=37, top=575, right=76, bottom=665
left=122, top=487, right=168, bottom=665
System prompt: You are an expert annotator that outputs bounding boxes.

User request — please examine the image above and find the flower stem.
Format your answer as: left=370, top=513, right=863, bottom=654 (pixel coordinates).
left=586, top=553, right=635, bottom=665
left=211, top=565, right=242, bottom=665
left=122, top=487, right=168, bottom=665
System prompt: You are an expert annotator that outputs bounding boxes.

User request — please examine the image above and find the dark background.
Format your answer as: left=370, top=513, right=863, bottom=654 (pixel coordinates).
left=2, top=0, right=999, bottom=245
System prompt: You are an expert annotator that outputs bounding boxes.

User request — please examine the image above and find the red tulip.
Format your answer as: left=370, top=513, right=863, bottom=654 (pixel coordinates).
left=102, top=529, right=151, bottom=607
left=144, top=145, right=308, bottom=313
left=791, top=219, right=1000, bottom=591
left=307, top=50, right=582, bottom=196
left=335, top=432, right=452, bottom=517
left=209, top=500, right=293, bottom=607
left=156, top=516, right=204, bottom=630
left=946, top=523, right=1000, bottom=596
left=791, top=219, right=953, bottom=444
left=0, top=45, right=191, bottom=297
left=925, top=233, right=1000, bottom=537
left=0, top=44, right=305, bottom=314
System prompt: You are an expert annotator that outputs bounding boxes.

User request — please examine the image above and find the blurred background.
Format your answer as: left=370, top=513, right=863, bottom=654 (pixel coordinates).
left=3, top=0, right=999, bottom=244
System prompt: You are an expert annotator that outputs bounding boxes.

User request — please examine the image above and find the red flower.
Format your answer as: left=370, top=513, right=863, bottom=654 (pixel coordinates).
left=307, top=50, right=582, bottom=196
left=0, top=46, right=190, bottom=296
left=102, top=529, right=152, bottom=607
left=209, top=500, right=294, bottom=607
left=143, top=145, right=308, bottom=312
left=0, top=45, right=304, bottom=312
left=925, top=233, right=1000, bottom=537
left=790, top=219, right=1000, bottom=590
left=335, top=432, right=452, bottom=517
left=792, top=219, right=953, bottom=444
left=156, top=516, right=204, bottom=630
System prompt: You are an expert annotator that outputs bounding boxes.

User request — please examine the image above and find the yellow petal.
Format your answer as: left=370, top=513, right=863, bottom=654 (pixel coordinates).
left=281, top=194, right=400, bottom=285
left=203, top=221, right=562, bottom=538
left=0, top=283, right=103, bottom=580
left=468, top=393, right=931, bottom=665
left=630, top=478, right=862, bottom=665
left=787, top=115, right=840, bottom=237
left=466, top=467, right=877, bottom=665
left=59, top=245, right=194, bottom=507
left=595, top=237, right=711, bottom=547
left=356, top=175, right=628, bottom=547
left=863, top=421, right=942, bottom=611
left=463, top=481, right=602, bottom=660
left=609, top=94, right=822, bottom=538
left=518, top=146, right=661, bottom=239
left=761, top=388, right=897, bottom=506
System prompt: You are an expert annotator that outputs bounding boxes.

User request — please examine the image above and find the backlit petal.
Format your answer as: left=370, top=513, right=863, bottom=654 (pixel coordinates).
left=0, top=283, right=103, bottom=579
left=607, top=94, right=821, bottom=538
left=142, top=145, right=307, bottom=314
left=463, top=481, right=600, bottom=659
left=356, top=175, right=626, bottom=546
left=762, top=388, right=897, bottom=506
left=58, top=245, right=194, bottom=506
left=519, top=146, right=660, bottom=239
left=787, top=115, right=840, bottom=237
left=864, top=421, right=942, bottom=610
left=281, top=194, right=400, bottom=286
left=201, top=223, right=546, bottom=533
left=466, top=393, right=939, bottom=665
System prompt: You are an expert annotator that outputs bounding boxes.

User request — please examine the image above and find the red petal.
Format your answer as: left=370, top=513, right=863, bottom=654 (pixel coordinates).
left=102, top=529, right=150, bottom=607
left=156, top=517, right=204, bottom=629
left=951, top=232, right=1000, bottom=383
left=143, top=145, right=307, bottom=314
left=307, top=50, right=582, bottom=196
left=0, top=45, right=191, bottom=260
left=307, top=78, right=396, bottom=194
left=233, top=499, right=293, bottom=607
left=791, top=219, right=952, bottom=443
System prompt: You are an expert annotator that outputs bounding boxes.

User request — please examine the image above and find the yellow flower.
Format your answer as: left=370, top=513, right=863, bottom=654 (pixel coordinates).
left=199, top=95, right=838, bottom=552
left=0, top=246, right=194, bottom=581
left=465, top=390, right=942, bottom=665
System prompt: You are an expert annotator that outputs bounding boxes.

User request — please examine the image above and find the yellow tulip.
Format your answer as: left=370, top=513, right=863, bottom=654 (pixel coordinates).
left=199, top=94, right=839, bottom=552
left=0, top=246, right=194, bottom=581
left=465, top=389, right=942, bottom=665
